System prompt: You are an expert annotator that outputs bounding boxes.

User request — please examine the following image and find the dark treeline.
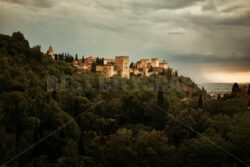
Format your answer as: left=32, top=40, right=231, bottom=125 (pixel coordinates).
left=0, top=32, right=250, bottom=167
left=91, top=57, right=104, bottom=72
left=53, top=52, right=104, bottom=65
left=54, top=53, right=74, bottom=62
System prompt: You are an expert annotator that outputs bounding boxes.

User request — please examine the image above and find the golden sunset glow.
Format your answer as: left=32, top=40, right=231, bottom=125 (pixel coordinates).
left=204, top=72, right=250, bottom=83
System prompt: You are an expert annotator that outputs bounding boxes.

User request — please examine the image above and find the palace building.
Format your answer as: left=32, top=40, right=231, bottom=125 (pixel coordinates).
left=73, top=55, right=176, bottom=78
left=46, top=47, right=176, bottom=78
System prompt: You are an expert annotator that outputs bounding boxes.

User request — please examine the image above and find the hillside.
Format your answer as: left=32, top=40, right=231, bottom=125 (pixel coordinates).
left=0, top=32, right=250, bottom=167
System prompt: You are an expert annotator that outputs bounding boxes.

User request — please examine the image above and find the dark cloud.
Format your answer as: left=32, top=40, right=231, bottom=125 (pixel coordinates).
left=2, top=0, right=55, bottom=8
left=218, top=11, right=250, bottom=26
left=168, top=54, right=250, bottom=72
left=127, top=0, right=205, bottom=10
left=168, top=54, right=250, bottom=63
left=94, top=0, right=206, bottom=12
left=201, top=1, right=217, bottom=11
left=167, top=32, right=186, bottom=35
left=221, top=5, right=246, bottom=13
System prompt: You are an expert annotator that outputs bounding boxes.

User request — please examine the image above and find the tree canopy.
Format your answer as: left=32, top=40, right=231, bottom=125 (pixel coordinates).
left=0, top=32, right=250, bottom=167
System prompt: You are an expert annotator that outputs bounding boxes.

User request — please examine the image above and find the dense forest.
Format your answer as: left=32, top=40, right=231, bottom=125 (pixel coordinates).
left=0, top=32, right=250, bottom=167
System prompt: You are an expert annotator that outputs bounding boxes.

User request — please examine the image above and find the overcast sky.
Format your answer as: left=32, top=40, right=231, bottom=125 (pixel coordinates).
left=1, top=0, right=250, bottom=83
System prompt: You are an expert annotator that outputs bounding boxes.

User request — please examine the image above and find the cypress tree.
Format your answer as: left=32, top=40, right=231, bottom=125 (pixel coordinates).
left=157, top=85, right=164, bottom=108
left=248, top=84, right=250, bottom=95
left=101, top=58, right=104, bottom=65
left=198, top=93, right=203, bottom=108
left=130, top=62, right=134, bottom=68
left=232, top=83, right=240, bottom=96
left=78, top=131, right=85, bottom=155
left=96, top=57, right=99, bottom=65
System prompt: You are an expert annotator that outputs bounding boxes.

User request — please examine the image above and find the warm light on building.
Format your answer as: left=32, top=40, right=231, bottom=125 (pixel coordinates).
left=73, top=56, right=176, bottom=78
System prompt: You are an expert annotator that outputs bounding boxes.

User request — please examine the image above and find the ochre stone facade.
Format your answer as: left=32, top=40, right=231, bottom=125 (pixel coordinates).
left=73, top=55, right=176, bottom=78
left=96, top=65, right=114, bottom=77
left=151, top=58, right=159, bottom=67
left=46, top=46, right=176, bottom=78
left=115, top=56, right=130, bottom=78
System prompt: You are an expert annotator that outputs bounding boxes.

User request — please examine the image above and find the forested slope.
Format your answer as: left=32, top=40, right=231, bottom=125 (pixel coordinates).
left=0, top=32, right=250, bottom=167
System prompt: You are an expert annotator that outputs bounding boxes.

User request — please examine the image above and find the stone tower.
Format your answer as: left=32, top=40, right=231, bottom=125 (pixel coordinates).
left=47, top=45, right=54, bottom=59
left=115, top=56, right=130, bottom=78
left=151, top=58, right=159, bottom=67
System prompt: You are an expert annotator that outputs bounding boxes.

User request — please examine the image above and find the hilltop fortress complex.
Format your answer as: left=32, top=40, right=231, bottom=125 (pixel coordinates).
left=47, top=46, right=177, bottom=78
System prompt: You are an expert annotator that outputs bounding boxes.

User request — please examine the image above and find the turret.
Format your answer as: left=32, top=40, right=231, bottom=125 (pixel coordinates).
left=47, top=45, right=54, bottom=59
